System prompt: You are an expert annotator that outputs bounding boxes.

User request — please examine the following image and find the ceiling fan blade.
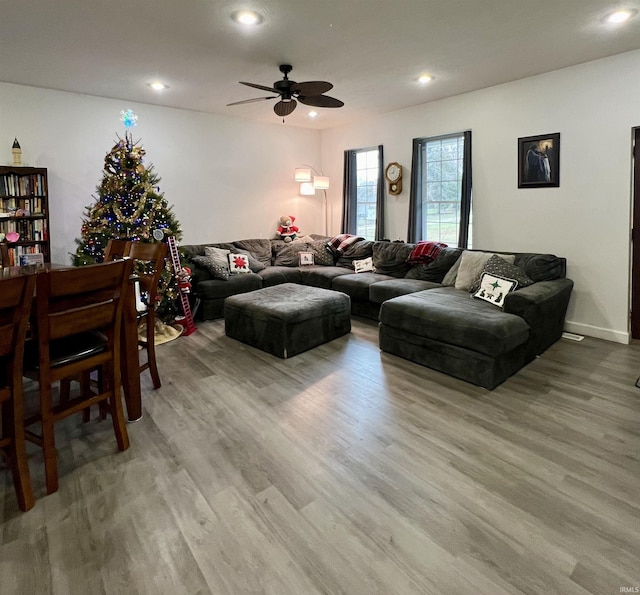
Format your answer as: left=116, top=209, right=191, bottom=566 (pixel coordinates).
left=274, top=99, right=297, bottom=117
left=240, top=81, right=279, bottom=94
left=227, top=96, right=276, bottom=106
left=291, top=81, right=333, bottom=96
left=298, top=94, right=344, bottom=108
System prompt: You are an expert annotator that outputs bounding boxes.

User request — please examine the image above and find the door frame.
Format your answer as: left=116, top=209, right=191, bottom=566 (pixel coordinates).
left=630, top=127, right=640, bottom=339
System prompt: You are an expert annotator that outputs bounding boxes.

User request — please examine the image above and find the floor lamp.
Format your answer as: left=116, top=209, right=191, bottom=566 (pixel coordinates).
left=295, top=166, right=329, bottom=236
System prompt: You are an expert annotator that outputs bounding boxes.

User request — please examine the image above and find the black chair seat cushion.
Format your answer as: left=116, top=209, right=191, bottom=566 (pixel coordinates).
left=25, top=331, right=108, bottom=369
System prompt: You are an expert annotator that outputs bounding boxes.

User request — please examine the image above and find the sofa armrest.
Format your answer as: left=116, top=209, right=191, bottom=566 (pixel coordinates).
left=503, top=278, right=574, bottom=357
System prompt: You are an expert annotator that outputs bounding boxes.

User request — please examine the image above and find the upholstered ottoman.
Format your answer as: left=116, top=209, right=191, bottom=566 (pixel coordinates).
left=224, top=283, right=351, bottom=358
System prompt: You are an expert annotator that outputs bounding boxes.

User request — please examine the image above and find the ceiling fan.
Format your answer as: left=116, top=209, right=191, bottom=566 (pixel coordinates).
left=227, top=64, right=344, bottom=117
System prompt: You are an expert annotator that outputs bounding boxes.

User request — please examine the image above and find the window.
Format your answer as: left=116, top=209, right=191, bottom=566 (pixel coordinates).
left=342, top=145, right=384, bottom=240
left=408, top=131, right=472, bottom=248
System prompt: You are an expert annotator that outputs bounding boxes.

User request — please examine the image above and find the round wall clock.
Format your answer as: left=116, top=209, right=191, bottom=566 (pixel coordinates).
left=384, top=162, right=403, bottom=195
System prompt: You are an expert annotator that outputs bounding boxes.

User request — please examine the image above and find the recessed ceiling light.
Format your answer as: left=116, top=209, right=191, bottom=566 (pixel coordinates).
left=308, top=111, right=318, bottom=118
left=148, top=81, right=169, bottom=91
left=231, top=10, right=264, bottom=25
left=605, top=8, right=636, bottom=23
left=418, top=74, right=434, bottom=84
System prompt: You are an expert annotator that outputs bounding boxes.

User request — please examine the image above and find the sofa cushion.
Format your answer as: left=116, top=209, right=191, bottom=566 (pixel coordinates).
left=336, top=239, right=374, bottom=269
left=379, top=287, right=530, bottom=357
left=514, top=253, right=565, bottom=282
left=473, top=273, right=518, bottom=308
left=233, top=239, right=272, bottom=266
left=369, top=278, right=441, bottom=303
left=228, top=253, right=252, bottom=274
left=372, top=242, right=414, bottom=278
left=258, top=266, right=302, bottom=287
left=469, top=254, right=534, bottom=294
left=454, top=251, right=515, bottom=291
left=332, top=272, right=396, bottom=301
left=405, top=247, right=462, bottom=283
left=196, top=273, right=262, bottom=300
left=273, top=241, right=314, bottom=267
left=298, top=266, right=353, bottom=289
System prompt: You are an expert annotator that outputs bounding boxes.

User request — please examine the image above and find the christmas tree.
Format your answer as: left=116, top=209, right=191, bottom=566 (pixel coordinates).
left=73, top=110, right=183, bottom=322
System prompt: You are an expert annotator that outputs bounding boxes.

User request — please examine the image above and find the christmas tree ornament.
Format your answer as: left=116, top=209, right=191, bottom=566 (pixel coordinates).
left=12, top=138, right=22, bottom=166
left=120, top=109, right=138, bottom=129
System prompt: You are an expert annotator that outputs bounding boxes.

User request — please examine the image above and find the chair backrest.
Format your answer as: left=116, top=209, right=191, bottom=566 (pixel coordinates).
left=0, top=243, right=10, bottom=268
left=33, top=260, right=134, bottom=361
left=126, top=242, right=168, bottom=302
left=104, top=239, right=131, bottom=262
left=0, top=275, right=36, bottom=388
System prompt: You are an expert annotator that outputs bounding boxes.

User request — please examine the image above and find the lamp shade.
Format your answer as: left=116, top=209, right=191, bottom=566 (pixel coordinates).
left=313, top=176, right=330, bottom=190
left=300, top=182, right=315, bottom=195
left=295, top=167, right=312, bottom=182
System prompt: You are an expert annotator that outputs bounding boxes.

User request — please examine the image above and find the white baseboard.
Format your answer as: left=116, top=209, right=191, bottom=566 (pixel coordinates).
left=563, top=321, right=629, bottom=344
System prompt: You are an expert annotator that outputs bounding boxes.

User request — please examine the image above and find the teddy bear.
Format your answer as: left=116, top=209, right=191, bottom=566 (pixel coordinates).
left=276, top=215, right=300, bottom=243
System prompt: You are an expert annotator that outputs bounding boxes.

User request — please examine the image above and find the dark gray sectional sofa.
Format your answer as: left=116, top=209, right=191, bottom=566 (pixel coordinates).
left=181, top=236, right=573, bottom=389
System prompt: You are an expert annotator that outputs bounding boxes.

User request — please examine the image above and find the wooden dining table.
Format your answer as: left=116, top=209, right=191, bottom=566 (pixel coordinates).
left=0, top=263, right=143, bottom=421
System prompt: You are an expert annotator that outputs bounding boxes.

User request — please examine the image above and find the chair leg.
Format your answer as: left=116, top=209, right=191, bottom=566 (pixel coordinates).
left=39, top=383, right=59, bottom=494
left=2, top=400, right=34, bottom=511
left=104, top=370, right=129, bottom=450
left=145, top=313, right=161, bottom=389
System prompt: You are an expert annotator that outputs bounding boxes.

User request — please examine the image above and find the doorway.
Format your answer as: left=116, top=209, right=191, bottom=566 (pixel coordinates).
left=631, top=127, right=640, bottom=339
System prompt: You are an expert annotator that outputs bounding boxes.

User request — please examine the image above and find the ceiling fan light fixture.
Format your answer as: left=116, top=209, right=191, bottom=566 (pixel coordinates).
left=418, top=74, right=434, bottom=84
left=231, top=10, right=264, bottom=25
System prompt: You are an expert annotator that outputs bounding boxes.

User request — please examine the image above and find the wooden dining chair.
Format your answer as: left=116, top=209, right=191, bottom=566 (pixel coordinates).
left=105, top=241, right=168, bottom=389
left=0, top=243, right=10, bottom=267
left=0, top=274, right=36, bottom=511
left=103, top=238, right=131, bottom=261
left=23, top=259, right=133, bottom=494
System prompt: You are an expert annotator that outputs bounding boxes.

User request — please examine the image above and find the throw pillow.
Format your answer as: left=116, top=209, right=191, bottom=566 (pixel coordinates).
left=469, top=254, right=534, bottom=294
left=514, top=253, right=564, bottom=282
left=441, top=254, right=463, bottom=286
left=191, top=255, right=229, bottom=281
left=204, top=246, right=231, bottom=270
left=228, top=253, right=251, bottom=274
left=298, top=251, right=315, bottom=266
left=231, top=247, right=266, bottom=272
left=473, top=273, right=518, bottom=308
left=405, top=247, right=462, bottom=283
left=307, top=240, right=335, bottom=266
left=353, top=256, right=375, bottom=273
left=454, top=251, right=515, bottom=291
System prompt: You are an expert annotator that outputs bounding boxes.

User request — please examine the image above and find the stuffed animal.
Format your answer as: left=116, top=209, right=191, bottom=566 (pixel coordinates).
left=276, top=215, right=299, bottom=243
left=176, top=266, right=192, bottom=293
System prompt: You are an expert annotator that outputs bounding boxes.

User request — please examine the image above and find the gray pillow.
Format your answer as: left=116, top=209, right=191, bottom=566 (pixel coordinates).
left=514, top=253, right=565, bottom=282
left=336, top=239, right=374, bottom=269
left=469, top=254, right=534, bottom=293
left=191, top=255, right=229, bottom=281
left=441, top=255, right=462, bottom=286
left=233, top=239, right=272, bottom=266
left=204, top=246, right=231, bottom=270
left=454, top=251, right=515, bottom=291
left=405, top=247, right=462, bottom=283
left=307, top=240, right=335, bottom=266
left=273, top=242, right=313, bottom=267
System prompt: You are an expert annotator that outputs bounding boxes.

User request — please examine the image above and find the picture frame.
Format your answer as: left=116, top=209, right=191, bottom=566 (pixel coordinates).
left=298, top=251, right=315, bottom=266
left=518, top=133, right=560, bottom=188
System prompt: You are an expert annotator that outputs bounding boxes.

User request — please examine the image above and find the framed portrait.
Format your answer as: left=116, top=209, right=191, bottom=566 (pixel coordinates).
left=298, top=251, right=314, bottom=266
left=518, top=133, right=560, bottom=188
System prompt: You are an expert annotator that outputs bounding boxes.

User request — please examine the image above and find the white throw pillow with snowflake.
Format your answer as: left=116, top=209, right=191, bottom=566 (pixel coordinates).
left=228, top=253, right=251, bottom=274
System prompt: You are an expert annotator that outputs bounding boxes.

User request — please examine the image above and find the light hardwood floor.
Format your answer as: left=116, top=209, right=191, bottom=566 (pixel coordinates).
left=1, top=318, right=639, bottom=594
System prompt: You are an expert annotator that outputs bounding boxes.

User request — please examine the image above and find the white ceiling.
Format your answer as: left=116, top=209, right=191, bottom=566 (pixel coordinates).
left=2, top=0, right=640, bottom=130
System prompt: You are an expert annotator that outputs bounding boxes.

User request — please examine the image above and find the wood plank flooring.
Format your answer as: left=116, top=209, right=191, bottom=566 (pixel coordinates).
left=1, top=318, right=639, bottom=594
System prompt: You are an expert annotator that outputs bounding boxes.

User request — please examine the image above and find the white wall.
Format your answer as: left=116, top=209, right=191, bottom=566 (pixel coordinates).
left=0, top=82, right=323, bottom=266
left=321, top=50, right=640, bottom=343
